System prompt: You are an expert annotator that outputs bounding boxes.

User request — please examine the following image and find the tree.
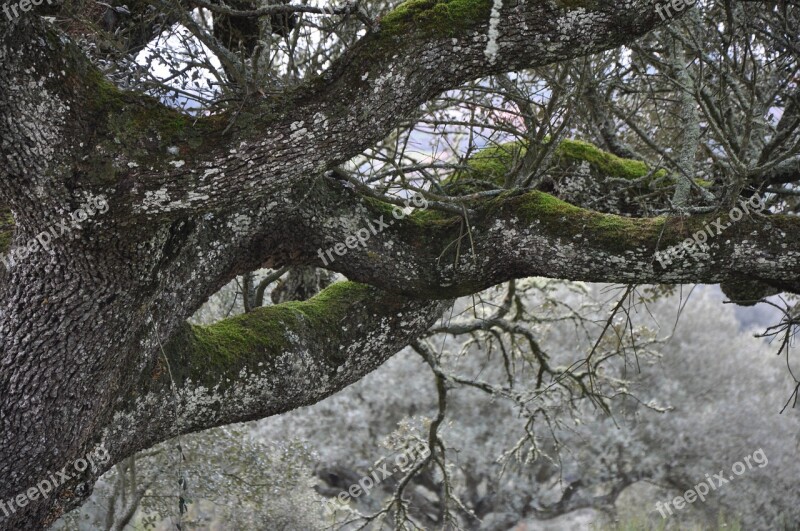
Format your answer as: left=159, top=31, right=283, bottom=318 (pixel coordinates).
left=1, top=0, right=799, bottom=529
left=57, top=426, right=329, bottom=530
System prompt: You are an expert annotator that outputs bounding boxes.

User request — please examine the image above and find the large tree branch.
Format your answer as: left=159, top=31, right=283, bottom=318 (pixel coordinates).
left=16, top=0, right=684, bottom=218
left=288, top=173, right=800, bottom=298
left=104, top=282, right=450, bottom=462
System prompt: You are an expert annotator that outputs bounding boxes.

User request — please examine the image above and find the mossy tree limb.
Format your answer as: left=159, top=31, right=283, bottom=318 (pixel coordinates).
left=108, top=283, right=450, bottom=460
left=296, top=174, right=800, bottom=299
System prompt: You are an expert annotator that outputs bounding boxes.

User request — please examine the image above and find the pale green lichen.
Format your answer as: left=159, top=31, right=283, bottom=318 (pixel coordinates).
left=380, top=0, right=493, bottom=36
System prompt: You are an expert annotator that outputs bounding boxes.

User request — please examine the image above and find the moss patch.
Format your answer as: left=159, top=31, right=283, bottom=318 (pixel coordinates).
left=464, top=142, right=524, bottom=185
left=380, top=0, right=493, bottom=37
left=167, top=282, right=372, bottom=389
left=443, top=142, right=524, bottom=194
left=362, top=195, right=460, bottom=229
left=445, top=138, right=665, bottom=194
left=506, top=191, right=668, bottom=252
left=78, top=68, right=232, bottom=184
left=555, top=139, right=666, bottom=180
left=408, top=208, right=460, bottom=226
left=361, top=196, right=398, bottom=219
left=503, top=190, right=751, bottom=254
left=0, top=208, right=14, bottom=255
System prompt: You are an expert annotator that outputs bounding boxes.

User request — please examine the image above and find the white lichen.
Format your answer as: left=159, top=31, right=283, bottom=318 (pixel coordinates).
left=484, top=0, right=503, bottom=63
left=142, top=188, right=171, bottom=211
left=227, top=214, right=252, bottom=236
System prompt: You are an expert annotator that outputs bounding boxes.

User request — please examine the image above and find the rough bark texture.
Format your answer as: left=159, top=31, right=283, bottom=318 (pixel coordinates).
left=1, top=1, right=790, bottom=528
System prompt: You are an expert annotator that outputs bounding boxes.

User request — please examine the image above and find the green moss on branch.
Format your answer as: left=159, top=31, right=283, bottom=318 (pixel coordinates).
left=380, top=0, right=492, bottom=37
left=0, top=208, right=14, bottom=256
left=500, top=190, right=744, bottom=256
left=445, top=138, right=665, bottom=194
left=464, top=142, right=524, bottom=185
left=164, top=282, right=372, bottom=390
left=555, top=139, right=666, bottom=180
left=79, top=69, right=231, bottom=184
left=504, top=191, right=667, bottom=252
